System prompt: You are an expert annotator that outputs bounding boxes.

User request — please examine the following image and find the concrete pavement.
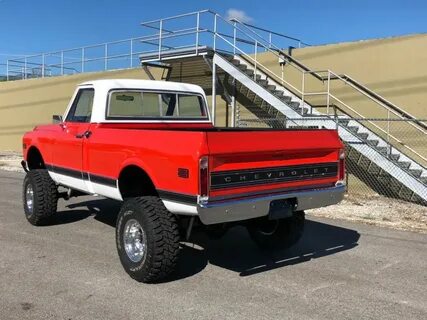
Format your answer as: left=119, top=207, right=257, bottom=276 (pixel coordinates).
left=0, top=170, right=426, bottom=319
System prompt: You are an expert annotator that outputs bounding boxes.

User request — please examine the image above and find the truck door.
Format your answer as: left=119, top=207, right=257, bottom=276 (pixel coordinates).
left=51, top=87, right=94, bottom=192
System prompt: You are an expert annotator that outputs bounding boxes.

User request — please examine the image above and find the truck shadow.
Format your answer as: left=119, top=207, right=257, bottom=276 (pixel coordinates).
left=60, top=198, right=360, bottom=281
left=180, top=221, right=360, bottom=279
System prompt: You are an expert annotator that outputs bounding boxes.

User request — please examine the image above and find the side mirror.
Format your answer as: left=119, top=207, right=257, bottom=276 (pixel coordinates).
left=52, top=115, right=63, bottom=124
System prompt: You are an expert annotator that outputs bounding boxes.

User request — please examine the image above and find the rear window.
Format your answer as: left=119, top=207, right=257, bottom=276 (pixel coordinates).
left=107, top=90, right=208, bottom=120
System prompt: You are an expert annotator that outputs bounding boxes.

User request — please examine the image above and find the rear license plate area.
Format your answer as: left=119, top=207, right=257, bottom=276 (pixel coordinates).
left=268, top=199, right=295, bottom=220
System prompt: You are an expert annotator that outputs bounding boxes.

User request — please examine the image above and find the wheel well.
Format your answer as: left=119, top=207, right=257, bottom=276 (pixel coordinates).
left=27, top=147, right=45, bottom=170
left=118, top=165, right=157, bottom=199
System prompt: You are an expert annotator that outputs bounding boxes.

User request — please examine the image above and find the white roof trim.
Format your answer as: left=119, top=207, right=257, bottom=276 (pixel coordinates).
left=67, top=79, right=210, bottom=123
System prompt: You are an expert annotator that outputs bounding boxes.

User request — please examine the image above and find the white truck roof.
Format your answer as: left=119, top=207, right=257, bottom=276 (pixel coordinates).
left=78, top=79, right=206, bottom=96
left=66, top=79, right=210, bottom=123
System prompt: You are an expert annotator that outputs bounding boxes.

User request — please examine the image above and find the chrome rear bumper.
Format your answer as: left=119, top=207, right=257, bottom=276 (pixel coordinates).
left=197, top=184, right=345, bottom=225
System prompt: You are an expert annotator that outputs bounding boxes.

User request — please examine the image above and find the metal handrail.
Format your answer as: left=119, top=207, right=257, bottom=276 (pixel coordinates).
left=325, top=70, right=427, bottom=132
left=231, top=20, right=310, bottom=48
left=140, top=9, right=212, bottom=26
left=302, top=69, right=427, bottom=133
left=329, top=93, right=426, bottom=160
left=212, top=14, right=305, bottom=95
left=235, top=18, right=427, bottom=133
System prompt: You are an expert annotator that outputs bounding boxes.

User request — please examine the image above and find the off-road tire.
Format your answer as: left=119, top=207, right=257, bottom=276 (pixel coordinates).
left=22, top=169, right=58, bottom=226
left=116, top=196, right=180, bottom=283
left=247, top=211, right=305, bottom=250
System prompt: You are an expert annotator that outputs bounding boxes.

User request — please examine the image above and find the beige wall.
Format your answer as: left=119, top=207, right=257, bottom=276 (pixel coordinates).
left=0, top=68, right=161, bottom=151
left=295, top=34, right=427, bottom=118
left=255, top=33, right=427, bottom=118
left=1, top=33, right=426, bottom=151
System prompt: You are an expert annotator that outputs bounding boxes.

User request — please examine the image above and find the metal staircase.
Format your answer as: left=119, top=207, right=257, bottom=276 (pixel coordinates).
left=134, top=10, right=427, bottom=205
left=213, top=54, right=427, bottom=204
left=8, top=10, right=419, bottom=203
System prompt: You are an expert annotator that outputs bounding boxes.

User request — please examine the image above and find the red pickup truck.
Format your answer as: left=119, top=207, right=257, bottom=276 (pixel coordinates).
left=22, top=79, right=345, bottom=282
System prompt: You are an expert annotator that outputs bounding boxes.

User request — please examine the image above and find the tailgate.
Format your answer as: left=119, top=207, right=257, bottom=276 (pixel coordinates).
left=206, top=129, right=344, bottom=199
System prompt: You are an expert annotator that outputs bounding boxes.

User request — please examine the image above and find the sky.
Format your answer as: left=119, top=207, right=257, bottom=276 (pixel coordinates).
left=0, top=0, right=426, bottom=58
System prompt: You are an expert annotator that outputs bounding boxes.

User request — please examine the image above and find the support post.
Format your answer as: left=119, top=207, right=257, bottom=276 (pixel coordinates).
left=81, top=48, right=85, bottom=73
left=24, top=57, right=27, bottom=79
left=158, top=19, right=163, bottom=60
left=42, top=54, right=45, bottom=78
left=213, top=14, right=217, bottom=51
left=233, top=21, right=237, bottom=55
left=6, top=60, right=9, bottom=81
left=387, top=110, right=391, bottom=157
left=281, top=63, right=284, bottom=85
left=104, top=44, right=108, bottom=71
left=301, top=72, right=305, bottom=115
left=231, top=78, right=236, bottom=127
left=326, top=71, right=331, bottom=116
left=254, top=41, right=258, bottom=80
left=212, top=60, right=216, bottom=126
left=195, top=12, right=200, bottom=55
left=61, top=51, right=64, bottom=75
left=130, top=39, right=133, bottom=68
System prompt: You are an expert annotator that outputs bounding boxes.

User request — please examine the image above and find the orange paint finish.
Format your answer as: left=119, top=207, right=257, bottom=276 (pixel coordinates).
left=84, top=123, right=209, bottom=194
left=23, top=121, right=343, bottom=200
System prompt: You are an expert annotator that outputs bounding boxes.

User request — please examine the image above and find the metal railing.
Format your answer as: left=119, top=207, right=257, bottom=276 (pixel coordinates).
left=233, top=19, right=427, bottom=127
left=4, top=9, right=305, bottom=81
left=231, top=21, right=310, bottom=48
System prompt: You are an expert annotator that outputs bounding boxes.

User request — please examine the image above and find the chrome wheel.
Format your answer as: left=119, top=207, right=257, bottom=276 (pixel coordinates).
left=25, top=184, right=34, bottom=214
left=123, top=218, right=147, bottom=263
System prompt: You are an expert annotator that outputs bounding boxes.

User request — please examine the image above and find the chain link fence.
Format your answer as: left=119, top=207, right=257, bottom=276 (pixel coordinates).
left=236, top=116, right=427, bottom=205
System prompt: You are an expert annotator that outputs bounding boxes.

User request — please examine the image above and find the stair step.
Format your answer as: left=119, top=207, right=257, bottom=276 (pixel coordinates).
left=244, top=69, right=261, bottom=78
left=389, top=154, right=400, bottom=161
left=366, top=139, right=379, bottom=147
left=397, top=161, right=411, bottom=169
left=409, top=169, right=423, bottom=178
left=338, top=119, right=350, bottom=126
left=347, top=126, right=359, bottom=134
left=356, top=132, right=369, bottom=140
left=237, top=64, right=247, bottom=71
left=258, top=79, right=268, bottom=86
left=266, top=84, right=276, bottom=91
left=281, top=96, right=292, bottom=103
left=288, top=101, right=300, bottom=109
left=301, top=108, right=309, bottom=115
left=289, top=106, right=309, bottom=115
left=272, top=90, right=284, bottom=97
left=376, top=146, right=388, bottom=155
left=420, top=177, right=427, bottom=184
left=231, top=59, right=241, bottom=66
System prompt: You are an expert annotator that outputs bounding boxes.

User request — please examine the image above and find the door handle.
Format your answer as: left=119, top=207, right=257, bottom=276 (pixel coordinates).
left=76, top=130, right=92, bottom=139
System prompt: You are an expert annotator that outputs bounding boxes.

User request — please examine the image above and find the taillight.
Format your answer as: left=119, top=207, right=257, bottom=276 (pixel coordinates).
left=338, top=148, right=345, bottom=182
left=199, top=156, right=209, bottom=203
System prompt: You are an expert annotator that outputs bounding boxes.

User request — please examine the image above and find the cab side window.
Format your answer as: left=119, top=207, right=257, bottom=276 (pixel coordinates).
left=66, top=89, right=94, bottom=123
